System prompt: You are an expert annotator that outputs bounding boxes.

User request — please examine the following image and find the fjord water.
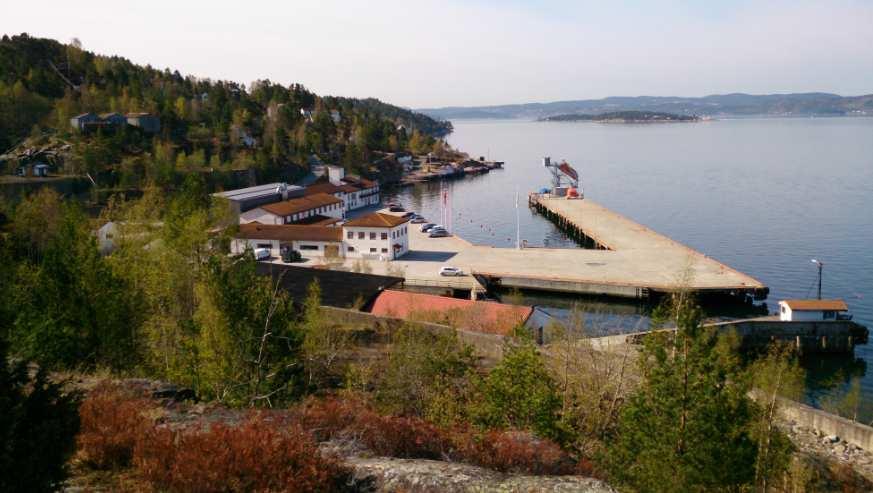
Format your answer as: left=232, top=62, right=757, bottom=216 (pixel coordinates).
left=386, top=117, right=873, bottom=416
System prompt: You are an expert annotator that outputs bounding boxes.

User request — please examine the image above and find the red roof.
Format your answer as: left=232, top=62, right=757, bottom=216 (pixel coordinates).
left=370, top=290, right=532, bottom=335
left=780, top=299, right=848, bottom=311
left=344, top=213, right=409, bottom=228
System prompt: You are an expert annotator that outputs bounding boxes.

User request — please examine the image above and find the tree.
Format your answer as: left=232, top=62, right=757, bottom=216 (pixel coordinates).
left=748, top=343, right=802, bottom=491
left=0, top=337, right=80, bottom=492
left=472, top=341, right=563, bottom=440
left=372, top=325, right=477, bottom=423
left=605, top=295, right=763, bottom=491
left=301, top=281, right=351, bottom=391
left=194, top=254, right=304, bottom=406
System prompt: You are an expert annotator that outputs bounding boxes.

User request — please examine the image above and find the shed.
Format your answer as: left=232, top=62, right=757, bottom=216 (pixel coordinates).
left=778, top=299, right=849, bottom=322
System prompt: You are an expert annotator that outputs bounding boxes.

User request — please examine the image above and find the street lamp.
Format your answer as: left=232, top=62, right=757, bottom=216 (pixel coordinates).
left=811, top=259, right=823, bottom=300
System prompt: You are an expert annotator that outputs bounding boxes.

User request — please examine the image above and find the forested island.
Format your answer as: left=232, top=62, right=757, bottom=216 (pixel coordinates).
left=539, top=110, right=701, bottom=123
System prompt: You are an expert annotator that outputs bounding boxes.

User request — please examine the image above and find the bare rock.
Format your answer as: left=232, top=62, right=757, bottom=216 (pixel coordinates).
left=346, top=456, right=615, bottom=493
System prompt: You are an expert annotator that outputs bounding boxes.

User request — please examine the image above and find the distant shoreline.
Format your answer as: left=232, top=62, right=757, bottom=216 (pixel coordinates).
left=538, top=111, right=701, bottom=124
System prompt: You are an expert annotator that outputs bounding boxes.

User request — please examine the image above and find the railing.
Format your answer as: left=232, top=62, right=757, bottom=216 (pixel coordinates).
left=404, top=277, right=480, bottom=289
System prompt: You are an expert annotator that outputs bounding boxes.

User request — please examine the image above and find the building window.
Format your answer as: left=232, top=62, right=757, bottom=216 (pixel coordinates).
left=256, top=243, right=271, bottom=249
left=347, top=246, right=355, bottom=252
left=370, top=232, right=376, bottom=240
left=370, top=247, right=377, bottom=253
left=381, top=232, right=388, bottom=240
left=358, top=232, right=365, bottom=239
left=347, top=231, right=353, bottom=239
left=381, top=248, right=388, bottom=253
left=299, top=245, right=319, bottom=251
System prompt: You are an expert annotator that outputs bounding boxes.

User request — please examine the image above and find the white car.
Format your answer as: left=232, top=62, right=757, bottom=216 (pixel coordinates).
left=439, top=266, right=464, bottom=276
left=253, top=248, right=271, bottom=260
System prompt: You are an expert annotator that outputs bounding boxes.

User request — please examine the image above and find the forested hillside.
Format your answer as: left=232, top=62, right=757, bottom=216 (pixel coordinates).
left=0, top=33, right=452, bottom=188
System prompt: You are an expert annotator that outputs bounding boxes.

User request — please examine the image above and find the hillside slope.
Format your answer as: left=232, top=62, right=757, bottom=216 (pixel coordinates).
left=0, top=33, right=451, bottom=188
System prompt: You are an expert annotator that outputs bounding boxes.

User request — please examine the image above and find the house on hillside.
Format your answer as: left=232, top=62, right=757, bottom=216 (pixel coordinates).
left=239, top=193, right=344, bottom=225
left=100, top=112, right=128, bottom=126
left=69, top=112, right=100, bottom=131
left=778, top=299, right=851, bottom=322
left=126, top=113, right=161, bottom=133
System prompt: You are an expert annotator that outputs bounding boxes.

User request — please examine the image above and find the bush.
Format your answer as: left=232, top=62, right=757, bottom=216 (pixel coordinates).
left=297, top=395, right=449, bottom=459
left=455, top=430, right=575, bottom=475
left=76, top=382, right=156, bottom=469
left=135, top=415, right=350, bottom=493
left=296, top=396, right=583, bottom=476
left=0, top=342, right=80, bottom=493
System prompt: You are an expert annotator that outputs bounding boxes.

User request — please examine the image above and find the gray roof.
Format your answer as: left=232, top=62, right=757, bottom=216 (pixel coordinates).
left=212, top=183, right=302, bottom=202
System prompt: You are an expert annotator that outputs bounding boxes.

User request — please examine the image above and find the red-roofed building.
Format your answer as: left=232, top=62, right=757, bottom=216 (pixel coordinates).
left=369, top=290, right=536, bottom=335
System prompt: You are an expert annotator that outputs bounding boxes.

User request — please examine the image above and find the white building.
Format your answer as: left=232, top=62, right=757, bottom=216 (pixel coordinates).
left=240, top=193, right=344, bottom=225
left=231, top=212, right=410, bottom=261
left=343, top=213, right=410, bottom=260
left=778, top=299, right=849, bottom=322
left=303, top=166, right=380, bottom=213
left=232, top=224, right=343, bottom=259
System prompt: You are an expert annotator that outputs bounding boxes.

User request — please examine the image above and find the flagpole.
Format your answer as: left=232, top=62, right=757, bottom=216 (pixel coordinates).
left=515, top=188, right=521, bottom=249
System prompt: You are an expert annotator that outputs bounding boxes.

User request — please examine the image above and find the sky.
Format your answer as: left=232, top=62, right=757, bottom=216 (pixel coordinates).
left=2, top=0, right=872, bottom=108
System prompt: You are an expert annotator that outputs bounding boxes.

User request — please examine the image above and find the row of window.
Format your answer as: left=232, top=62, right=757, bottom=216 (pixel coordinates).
left=348, top=231, right=389, bottom=240
left=347, top=246, right=388, bottom=253
left=286, top=203, right=341, bottom=222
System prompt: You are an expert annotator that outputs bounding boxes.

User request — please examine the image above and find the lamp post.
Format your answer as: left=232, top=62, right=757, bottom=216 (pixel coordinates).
left=811, top=259, right=823, bottom=300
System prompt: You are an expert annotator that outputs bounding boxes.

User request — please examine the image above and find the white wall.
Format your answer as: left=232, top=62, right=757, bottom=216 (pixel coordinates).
left=232, top=238, right=281, bottom=257
left=779, top=304, right=828, bottom=322
left=240, top=208, right=283, bottom=225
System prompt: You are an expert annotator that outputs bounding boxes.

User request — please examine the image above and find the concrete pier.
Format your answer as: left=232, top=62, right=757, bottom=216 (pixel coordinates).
left=314, top=198, right=767, bottom=301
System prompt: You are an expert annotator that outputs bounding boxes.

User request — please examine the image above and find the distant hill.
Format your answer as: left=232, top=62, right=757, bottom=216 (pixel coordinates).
left=540, top=111, right=700, bottom=123
left=419, top=93, right=873, bottom=120
left=0, top=33, right=452, bottom=189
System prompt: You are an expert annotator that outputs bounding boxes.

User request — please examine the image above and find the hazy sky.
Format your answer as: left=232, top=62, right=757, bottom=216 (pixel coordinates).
left=3, top=0, right=872, bottom=108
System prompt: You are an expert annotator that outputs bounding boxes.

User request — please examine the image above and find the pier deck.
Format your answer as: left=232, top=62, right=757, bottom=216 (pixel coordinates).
left=312, top=198, right=767, bottom=300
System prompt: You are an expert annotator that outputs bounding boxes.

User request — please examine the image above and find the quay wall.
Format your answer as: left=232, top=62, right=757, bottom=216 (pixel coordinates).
left=772, top=395, right=873, bottom=451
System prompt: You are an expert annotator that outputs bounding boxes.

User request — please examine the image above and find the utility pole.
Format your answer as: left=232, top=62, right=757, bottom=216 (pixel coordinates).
left=811, top=259, right=823, bottom=299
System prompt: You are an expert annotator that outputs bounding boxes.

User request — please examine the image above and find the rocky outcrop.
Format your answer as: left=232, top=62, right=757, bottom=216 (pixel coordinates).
left=347, top=456, right=615, bottom=493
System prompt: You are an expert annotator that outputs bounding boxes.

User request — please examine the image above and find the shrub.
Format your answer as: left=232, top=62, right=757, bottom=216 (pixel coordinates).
left=76, top=382, right=156, bottom=469
left=297, top=395, right=450, bottom=459
left=455, top=430, right=575, bottom=476
left=135, top=414, right=350, bottom=493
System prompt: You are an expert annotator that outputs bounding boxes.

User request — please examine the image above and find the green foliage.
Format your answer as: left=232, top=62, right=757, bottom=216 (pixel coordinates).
left=7, top=189, right=141, bottom=369
left=194, top=254, right=304, bottom=406
left=372, top=326, right=477, bottom=424
left=0, top=33, right=452, bottom=188
left=604, top=295, right=787, bottom=492
left=471, top=341, right=563, bottom=440
left=0, top=338, right=81, bottom=492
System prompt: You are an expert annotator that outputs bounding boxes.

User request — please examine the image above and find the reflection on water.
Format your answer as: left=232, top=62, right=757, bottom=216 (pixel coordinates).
left=388, top=117, right=873, bottom=419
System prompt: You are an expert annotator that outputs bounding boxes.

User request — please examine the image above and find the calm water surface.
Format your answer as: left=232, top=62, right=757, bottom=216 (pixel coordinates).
left=385, top=117, right=873, bottom=417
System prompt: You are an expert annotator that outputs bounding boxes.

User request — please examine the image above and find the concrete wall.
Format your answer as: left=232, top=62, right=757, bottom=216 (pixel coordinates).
left=774, top=395, right=873, bottom=451
left=323, top=306, right=505, bottom=363
left=711, top=319, right=868, bottom=354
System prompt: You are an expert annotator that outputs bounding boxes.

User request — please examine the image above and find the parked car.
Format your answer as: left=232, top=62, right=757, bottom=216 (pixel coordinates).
left=389, top=205, right=405, bottom=212
left=429, top=229, right=450, bottom=238
left=420, top=223, right=436, bottom=232
left=254, top=248, right=271, bottom=260
left=411, top=217, right=428, bottom=224
left=402, top=211, right=416, bottom=218
left=439, top=266, right=464, bottom=276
